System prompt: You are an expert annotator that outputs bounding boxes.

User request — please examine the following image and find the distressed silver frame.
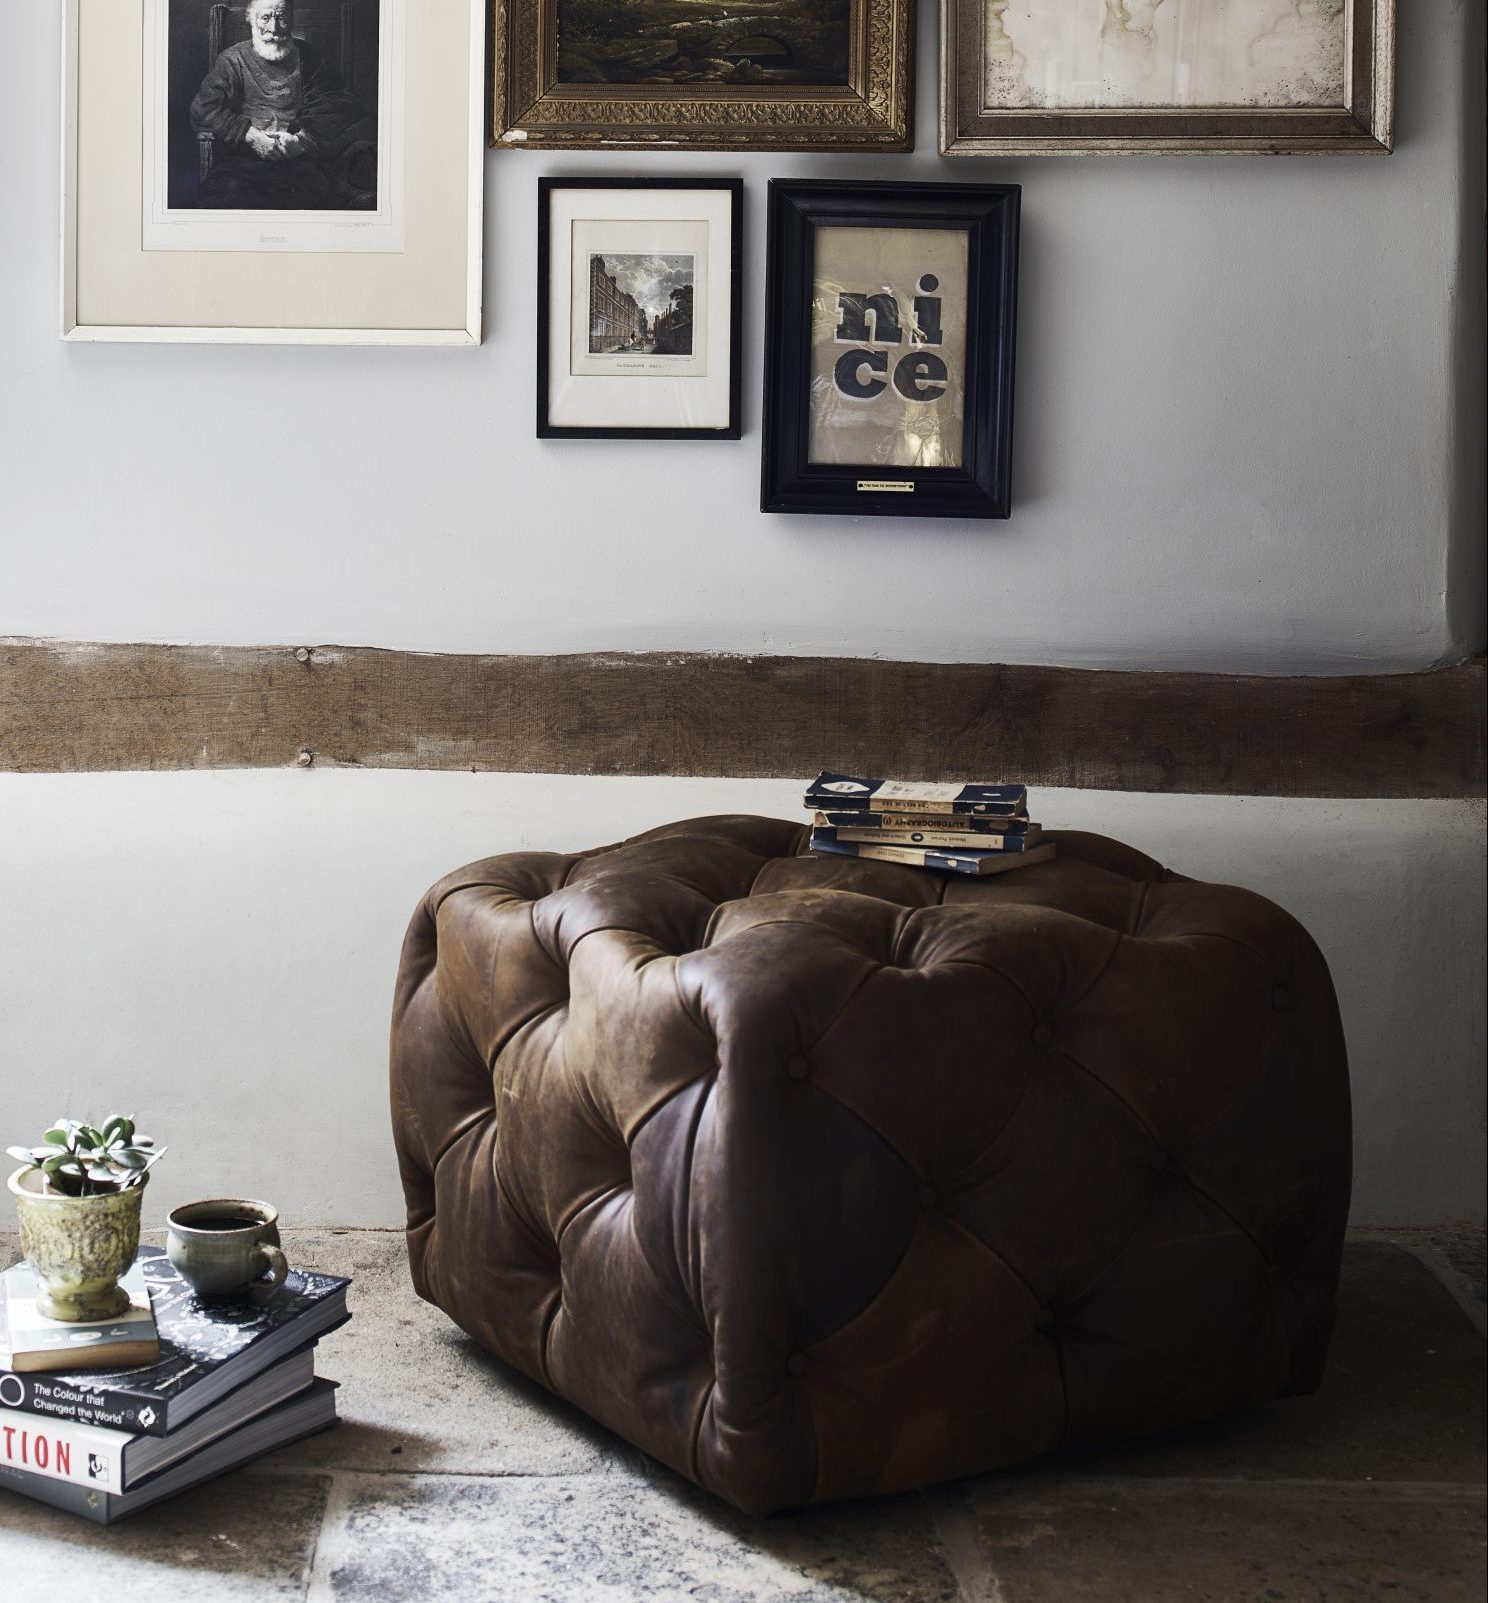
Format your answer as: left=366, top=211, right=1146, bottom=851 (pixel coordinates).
left=941, top=0, right=1394, bottom=156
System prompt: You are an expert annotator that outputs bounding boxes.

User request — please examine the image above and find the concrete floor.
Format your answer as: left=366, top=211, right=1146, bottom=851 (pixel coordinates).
left=1, top=1229, right=1483, bottom=1602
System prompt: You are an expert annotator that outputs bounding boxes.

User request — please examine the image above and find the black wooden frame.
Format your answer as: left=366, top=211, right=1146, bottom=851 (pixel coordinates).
left=761, top=179, right=1020, bottom=517
left=536, top=177, right=743, bottom=441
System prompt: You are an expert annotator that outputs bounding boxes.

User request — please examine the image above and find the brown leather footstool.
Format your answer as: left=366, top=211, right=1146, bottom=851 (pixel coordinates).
left=391, top=815, right=1351, bottom=1514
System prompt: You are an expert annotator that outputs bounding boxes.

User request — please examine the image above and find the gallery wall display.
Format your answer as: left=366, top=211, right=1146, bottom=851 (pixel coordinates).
left=942, top=0, right=1395, bottom=155
left=761, top=180, right=1019, bottom=518
left=63, top=0, right=485, bottom=344
left=491, top=0, right=913, bottom=151
left=538, top=178, right=743, bottom=439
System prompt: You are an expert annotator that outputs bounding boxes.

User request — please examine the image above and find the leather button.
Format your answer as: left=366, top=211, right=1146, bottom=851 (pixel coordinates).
left=786, top=1352, right=809, bottom=1377
left=1271, top=986, right=1291, bottom=1012
left=1265, top=1263, right=1283, bottom=1286
left=786, top=1055, right=810, bottom=1081
left=1031, top=1022, right=1055, bottom=1049
left=1034, top=1309, right=1055, bottom=1335
left=1152, top=1150, right=1175, bottom=1173
left=920, top=1185, right=938, bottom=1210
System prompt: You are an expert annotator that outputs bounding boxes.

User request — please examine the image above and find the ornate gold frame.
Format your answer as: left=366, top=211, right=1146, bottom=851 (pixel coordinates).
left=941, top=0, right=1394, bottom=156
left=492, top=0, right=913, bottom=150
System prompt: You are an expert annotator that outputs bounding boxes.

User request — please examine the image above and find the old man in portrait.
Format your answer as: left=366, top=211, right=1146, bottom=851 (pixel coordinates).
left=189, top=0, right=377, bottom=210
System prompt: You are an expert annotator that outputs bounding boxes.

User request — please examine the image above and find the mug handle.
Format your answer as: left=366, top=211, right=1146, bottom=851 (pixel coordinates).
left=249, top=1243, right=290, bottom=1304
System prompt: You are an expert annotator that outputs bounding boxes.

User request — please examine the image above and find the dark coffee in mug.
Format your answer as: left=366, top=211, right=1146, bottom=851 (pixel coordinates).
left=166, top=1198, right=289, bottom=1301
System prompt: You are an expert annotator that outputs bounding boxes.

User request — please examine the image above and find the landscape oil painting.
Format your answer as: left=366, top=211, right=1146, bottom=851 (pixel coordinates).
left=494, top=0, right=910, bottom=151
left=555, top=0, right=851, bottom=87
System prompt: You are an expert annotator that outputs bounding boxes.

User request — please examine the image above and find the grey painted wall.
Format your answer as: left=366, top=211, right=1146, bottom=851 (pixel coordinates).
left=0, top=7, right=1483, bottom=1227
left=2, top=773, right=1482, bottom=1228
left=1, top=1, right=1483, bottom=672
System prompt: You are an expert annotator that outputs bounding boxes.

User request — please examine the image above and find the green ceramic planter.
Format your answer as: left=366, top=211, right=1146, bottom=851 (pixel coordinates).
left=7, top=1166, right=146, bottom=1321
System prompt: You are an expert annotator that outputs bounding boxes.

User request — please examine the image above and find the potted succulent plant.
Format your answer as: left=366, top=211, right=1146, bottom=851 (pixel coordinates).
left=7, top=1117, right=166, bottom=1321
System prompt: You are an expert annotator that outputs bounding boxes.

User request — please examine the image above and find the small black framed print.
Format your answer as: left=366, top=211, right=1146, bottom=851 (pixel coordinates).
left=761, top=180, right=1020, bottom=517
left=537, top=177, right=743, bottom=441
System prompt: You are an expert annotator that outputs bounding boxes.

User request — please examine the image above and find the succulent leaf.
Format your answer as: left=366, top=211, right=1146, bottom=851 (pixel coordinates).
left=12, top=1116, right=164, bottom=1194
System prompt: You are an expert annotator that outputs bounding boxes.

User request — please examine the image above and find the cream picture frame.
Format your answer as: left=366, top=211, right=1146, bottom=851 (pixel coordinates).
left=62, top=0, right=485, bottom=344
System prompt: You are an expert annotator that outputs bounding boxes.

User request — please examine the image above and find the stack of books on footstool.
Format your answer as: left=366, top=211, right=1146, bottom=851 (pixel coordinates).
left=0, top=1245, right=346, bottom=1523
left=805, top=771, right=1056, bottom=876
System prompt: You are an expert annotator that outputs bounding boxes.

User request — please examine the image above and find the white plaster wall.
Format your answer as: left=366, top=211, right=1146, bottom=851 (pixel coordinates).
left=0, top=0, right=1483, bottom=672
left=0, top=771, right=1482, bottom=1229
left=0, top=7, right=1482, bottom=1229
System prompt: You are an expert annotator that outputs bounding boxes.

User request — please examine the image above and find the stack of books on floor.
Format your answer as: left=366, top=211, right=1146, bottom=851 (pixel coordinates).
left=0, top=1245, right=346, bottom=1524
left=805, top=771, right=1056, bottom=876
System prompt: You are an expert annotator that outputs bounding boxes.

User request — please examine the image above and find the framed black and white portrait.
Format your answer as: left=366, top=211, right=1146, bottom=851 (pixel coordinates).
left=761, top=180, right=1020, bottom=517
left=537, top=179, right=743, bottom=440
left=141, top=0, right=402, bottom=253
left=63, top=0, right=484, bottom=343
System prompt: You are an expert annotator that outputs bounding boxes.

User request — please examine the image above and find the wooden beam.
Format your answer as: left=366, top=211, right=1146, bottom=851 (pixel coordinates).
left=1, top=640, right=1482, bottom=798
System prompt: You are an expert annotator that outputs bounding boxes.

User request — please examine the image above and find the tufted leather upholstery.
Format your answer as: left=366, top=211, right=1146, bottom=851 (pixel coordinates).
left=391, top=815, right=1351, bottom=1514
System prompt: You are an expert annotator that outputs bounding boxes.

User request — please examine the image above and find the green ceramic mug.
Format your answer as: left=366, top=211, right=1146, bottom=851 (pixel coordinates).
left=166, top=1198, right=289, bottom=1303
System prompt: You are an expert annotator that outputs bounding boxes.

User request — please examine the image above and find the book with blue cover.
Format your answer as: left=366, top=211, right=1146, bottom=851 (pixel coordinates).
left=814, top=824, right=1042, bottom=852
left=809, top=831, right=1056, bottom=876
left=815, top=811, right=1033, bottom=836
left=804, top=773, right=1028, bottom=816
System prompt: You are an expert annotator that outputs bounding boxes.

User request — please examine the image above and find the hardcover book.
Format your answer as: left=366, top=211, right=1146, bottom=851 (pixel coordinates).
left=2, top=1260, right=158, bottom=1373
left=816, top=811, right=1032, bottom=835
left=0, top=1379, right=338, bottom=1525
left=0, top=1346, right=314, bottom=1493
left=810, top=832, right=1057, bottom=877
left=814, top=824, right=1042, bottom=852
left=804, top=773, right=1028, bottom=817
left=0, top=1247, right=348, bottom=1438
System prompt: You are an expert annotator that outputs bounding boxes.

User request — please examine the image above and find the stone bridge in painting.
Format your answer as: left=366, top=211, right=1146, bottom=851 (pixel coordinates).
left=637, top=8, right=845, bottom=79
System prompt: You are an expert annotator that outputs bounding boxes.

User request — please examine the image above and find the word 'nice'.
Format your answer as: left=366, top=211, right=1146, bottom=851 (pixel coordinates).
left=832, top=275, right=949, bottom=402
